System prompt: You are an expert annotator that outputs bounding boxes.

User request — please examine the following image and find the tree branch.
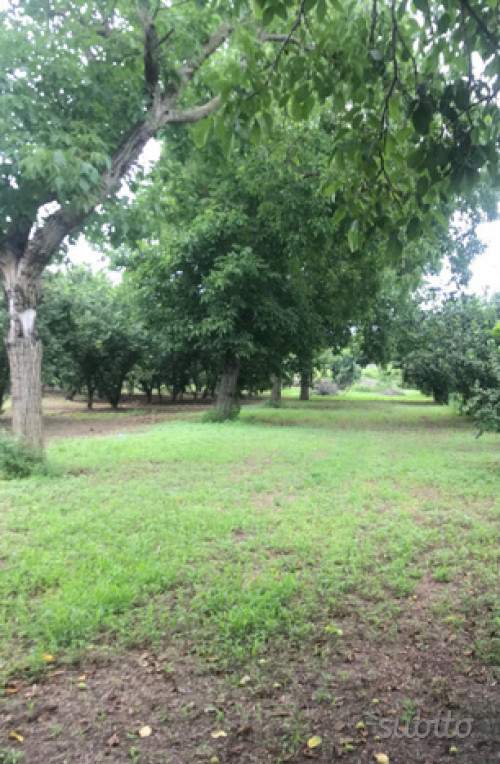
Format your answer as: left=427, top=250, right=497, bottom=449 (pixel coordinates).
left=258, top=31, right=302, bottom=47
left=180, top=23, right=234, bottom=85
left=167, top=94, right=221, bottom=124
left=263, top=0, right=307, bottom=86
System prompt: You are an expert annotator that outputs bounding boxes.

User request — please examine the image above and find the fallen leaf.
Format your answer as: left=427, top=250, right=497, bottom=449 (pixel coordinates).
left=78, top=682, right=87, bottom=690
left=9, top=731, right=24, bottom=742
left=5, top=688, right=19, bottom=695
left=78, top=674, right=86, bottom=681
left=307, top=736, right=322, bottom=749
left=139, top=725, right=152, bottom=738
left=107, top=733, right=119, bottom=747
left=211, top=730, right=227, bottom=739
left=41, top=654, right=54, bottom=662
left=374, top=754, right=389, bottom=764
left=239, top=675, right=251, bottom=686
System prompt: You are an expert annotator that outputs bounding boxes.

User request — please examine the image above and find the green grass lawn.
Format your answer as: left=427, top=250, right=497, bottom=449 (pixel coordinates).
left=0, top=397, right=498, bottom=682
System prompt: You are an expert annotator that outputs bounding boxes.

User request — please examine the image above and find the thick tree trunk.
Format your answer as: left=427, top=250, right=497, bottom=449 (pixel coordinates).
left=2, top=252, right=44, bottom=448
left=7, top=333, right=43, bottom=448
left=215, top=357, right=240, bottom=419
left=300, top=372, right=310, bottom=401
left=271, top=373, right=281, bottom=406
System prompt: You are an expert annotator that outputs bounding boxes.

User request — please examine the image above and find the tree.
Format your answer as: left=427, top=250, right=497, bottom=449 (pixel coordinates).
left=38, top=268, right=140, bottom=408
left=114, top=118, right=395, bottom=416
left=1, top=0, right=497, bottom=444
left=331, top=350, right=362, bottom=390
left=394, top=293, right=500, bottom=432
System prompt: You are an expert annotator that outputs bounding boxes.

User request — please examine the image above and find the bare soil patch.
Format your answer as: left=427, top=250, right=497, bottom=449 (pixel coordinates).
left=0, top=392, right=263, bottom=443
left=2, top=598, right=498, bottom=764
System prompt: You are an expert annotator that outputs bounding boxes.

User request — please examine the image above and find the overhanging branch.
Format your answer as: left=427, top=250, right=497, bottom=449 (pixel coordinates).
left=167, top=94, right=221, bottom=123
left=180, top=23, right=234, bottom=84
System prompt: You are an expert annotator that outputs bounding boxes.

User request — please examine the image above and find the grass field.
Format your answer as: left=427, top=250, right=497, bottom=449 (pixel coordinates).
left=0, top=394, right=498, bottom=763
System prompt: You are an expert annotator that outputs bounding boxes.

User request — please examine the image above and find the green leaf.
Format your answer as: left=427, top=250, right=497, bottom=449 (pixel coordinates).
left=406, top=216, right=421, bottom=241
left=316, top=0, right=327, bottom=22
left=192, top=118, right=212, bottom=148
left=263, top=6, right=274, bottom=25
left=411, top=101, right=434, bottom=135
left=437, top=12, right=450, bottom=34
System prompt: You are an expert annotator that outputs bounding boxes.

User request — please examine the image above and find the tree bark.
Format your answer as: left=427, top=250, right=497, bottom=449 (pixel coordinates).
left=7, top=333, right=43, bottom=448
left=300, top=372, right=310, bottom=401
left=215, top=357, right=240, bottom=419
left=2, top=252, right=44, bottom=447
left=271, top=373, right=281, bottom=406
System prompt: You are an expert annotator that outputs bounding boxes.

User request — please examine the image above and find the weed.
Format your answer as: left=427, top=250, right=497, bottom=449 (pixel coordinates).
left=0, top=431, right=48, bottom=479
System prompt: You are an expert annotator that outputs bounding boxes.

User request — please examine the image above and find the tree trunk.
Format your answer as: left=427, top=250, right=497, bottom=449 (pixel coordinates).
left=7, top=333, right=43, bottom=448
left=300, top=372, right=310, bottom=401
left=215, top=357, right=240, bottom=419
left=3, top=255, right=44, bottom=448
left=271, top=373, right=281, bottom=406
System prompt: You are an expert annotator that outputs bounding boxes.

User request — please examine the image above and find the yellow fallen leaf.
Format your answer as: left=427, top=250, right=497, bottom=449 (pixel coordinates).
left=374, top=754, right=389, bottom=764
left=211, top=730, right=227, bottom=739
left=138, top=725, right=152, bottom=738
left=307, top=736, right=322, bottom=749
left=9, top=731, right=24, bottom=742
left=78, top=674, right=86, bottom=681
left=41, top=653, right=54, bottom=662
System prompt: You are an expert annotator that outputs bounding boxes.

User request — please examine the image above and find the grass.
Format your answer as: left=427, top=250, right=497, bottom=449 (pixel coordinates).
left=0, top=394, right=498, bottom=681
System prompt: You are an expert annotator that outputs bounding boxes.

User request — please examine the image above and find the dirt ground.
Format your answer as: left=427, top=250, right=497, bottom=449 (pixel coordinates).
left=1, top=592, right=498, bottom=764
left=1, top=392, right=219, bottom=442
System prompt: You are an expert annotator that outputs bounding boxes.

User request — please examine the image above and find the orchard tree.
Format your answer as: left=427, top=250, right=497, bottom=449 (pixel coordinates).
left=396, top=293, right=500, bottom=407
left=114, top=119, right=400, bottom=416
left=1, top=0, right=498, bottom=444
left=38, top=268, right=140, bottom=408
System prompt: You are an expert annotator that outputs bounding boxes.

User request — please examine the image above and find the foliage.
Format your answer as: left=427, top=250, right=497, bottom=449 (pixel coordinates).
left=331, top=350, right=361, bottom=390
left=114, top=113, right=464, bottom=405
left=38, top=268, right=141, bottom=408
left=396, top=293, right=500, bottom=430
left=465, top=385, right=500, bottom=435
left=0, top=431, right=47, bottom=480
